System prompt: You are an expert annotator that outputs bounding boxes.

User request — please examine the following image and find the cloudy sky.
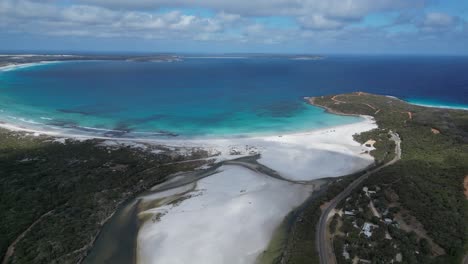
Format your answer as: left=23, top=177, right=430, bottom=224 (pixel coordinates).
left=1, top=0, right=467, bottom=54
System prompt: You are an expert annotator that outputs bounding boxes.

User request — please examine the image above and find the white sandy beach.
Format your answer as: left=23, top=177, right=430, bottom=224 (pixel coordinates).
left=0, top=61, right=61, bottom=72
left=150, top=115, right=377, bottom=181
left=0, top=107, right=378, bottom=264
left=129, top=117, right=376, bottom=263
left=0, top=115, right=377, bottom=181
left=408, top=102, right=468, bottom=110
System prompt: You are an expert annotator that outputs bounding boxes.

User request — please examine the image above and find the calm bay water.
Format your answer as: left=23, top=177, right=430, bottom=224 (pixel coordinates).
left=0, top=55, right=467, bottom=137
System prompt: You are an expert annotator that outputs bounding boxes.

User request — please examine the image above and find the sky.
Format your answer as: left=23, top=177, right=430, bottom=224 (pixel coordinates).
left=0, top=0, right=468, bottom=54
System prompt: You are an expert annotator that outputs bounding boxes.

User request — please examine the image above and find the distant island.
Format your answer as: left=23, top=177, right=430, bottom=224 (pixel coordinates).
left=0, top=54, right=325, bottom=70
left=0, top=54, right=183, bottom=69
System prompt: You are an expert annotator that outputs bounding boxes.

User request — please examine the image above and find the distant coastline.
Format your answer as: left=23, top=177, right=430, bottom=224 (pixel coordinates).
left=0, top=61, right=64, bottom=72
left=405, top=98, right=468, bottom=110
left=0, top=54, right=183, bottom=70
left=0, top=53, right=325, bottom=70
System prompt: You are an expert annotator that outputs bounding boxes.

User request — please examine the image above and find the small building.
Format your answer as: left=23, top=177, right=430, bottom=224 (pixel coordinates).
left=342, top=244, right=350, bottom=260
left=395, top=253, right=403, bottom=262
left=362, top=222, right=377, bottom=238
left=385, top=232, right=392, bottom=240
left=344, top=210, right=355, bottom=216
left=384, top=218, right=393, bottom=224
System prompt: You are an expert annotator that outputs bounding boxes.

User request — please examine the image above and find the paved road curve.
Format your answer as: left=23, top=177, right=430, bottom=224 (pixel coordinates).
left=316, top=131, right=401, bottom=264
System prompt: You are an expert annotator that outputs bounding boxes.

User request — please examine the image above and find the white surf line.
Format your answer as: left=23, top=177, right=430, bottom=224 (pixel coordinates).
left=0, top=61, right=62, bottom=72
left=406, top=101, right=468, bottom=111
left=0, top=115, right=377, bottom=181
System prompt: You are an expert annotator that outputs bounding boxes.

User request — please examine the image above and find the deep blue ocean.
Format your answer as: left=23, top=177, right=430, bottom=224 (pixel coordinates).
left=0, top=55, right=467, bottom=138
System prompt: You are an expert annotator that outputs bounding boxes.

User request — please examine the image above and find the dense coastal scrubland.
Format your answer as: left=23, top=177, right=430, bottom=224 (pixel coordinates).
left=0, top=129, right=212, bottom=263
left=294, top=92, right=467, bottom=264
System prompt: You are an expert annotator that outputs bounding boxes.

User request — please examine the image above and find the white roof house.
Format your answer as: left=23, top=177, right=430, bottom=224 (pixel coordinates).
left=342, top=244, right=350, bottom=260
left=362, top=222, right=376, bottom=238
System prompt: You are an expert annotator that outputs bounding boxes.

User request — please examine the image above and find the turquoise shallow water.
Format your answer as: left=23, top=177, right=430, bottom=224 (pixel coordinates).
left=0, top=60, right=360, bottom=138
left=0, top=56, right=467, bottom=138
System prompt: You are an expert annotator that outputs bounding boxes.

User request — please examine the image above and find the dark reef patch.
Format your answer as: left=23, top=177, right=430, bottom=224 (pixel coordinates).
left=255, top=101, right=306, bottom=118
left=57, top=105, right=123, bottom=116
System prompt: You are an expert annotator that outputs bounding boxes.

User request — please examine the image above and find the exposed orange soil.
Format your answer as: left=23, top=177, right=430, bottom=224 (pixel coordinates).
left=464, top=175, right=468, bottom=199
left=431, top=128, right=440, bottom=134
left=320, top=201, right=331, bottom=211
left=395, top=209, right=446, bottom=256
left=407, top=111, right=413, bottom=119
left=400, top=111, right=412, bottom=122
left=364, top=139, right=376, bottom=148
left=331, top=95, right=346, bottom=104
left=363, top=103, right=376, bottom=110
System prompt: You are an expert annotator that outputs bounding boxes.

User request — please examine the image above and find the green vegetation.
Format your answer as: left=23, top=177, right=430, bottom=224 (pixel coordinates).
left=0, top=129, right=208, bottom=263
left=354, top=129, right=395, bottom=164
left=333, top=184, right=441, bottom=263
left=313, top=92, right=468, bottom=263
left=279, top=173, right=361, bottom=264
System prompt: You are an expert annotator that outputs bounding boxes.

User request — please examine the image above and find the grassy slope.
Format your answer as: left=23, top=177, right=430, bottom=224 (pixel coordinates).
left=312, top=92, right=468, bottom=262
left=0, top=129, right=208, bottom=264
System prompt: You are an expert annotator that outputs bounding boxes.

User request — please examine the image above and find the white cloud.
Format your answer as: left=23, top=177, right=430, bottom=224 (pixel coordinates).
left=0, top=0, right=235, bottom=40
left=298, top=14, right=345, bottom=30
left=422, top=12, right=457, bottom=28
left=418, top=12, right=460, bottom=33
left=77, top=0, right=425, bottom=18
left=62, top=5, right=119, bottom=24
left=0, top=0, right=58, bottom=19
left=1, top=0, right=466, bottom=53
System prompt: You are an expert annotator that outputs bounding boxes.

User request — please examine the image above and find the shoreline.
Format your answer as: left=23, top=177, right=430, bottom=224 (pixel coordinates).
left=308, top=95, right=468, bottom=112
left=0, top=114, right=378, bottom=183
left=0, top=113, right=372, bottom=142
left=0, top=61, right=64, bottom=72
left=0, top=115, right=362, bottom=141
left=0, top=93, right=378, bottom=264
left=306, top=96, right=360, bottom=117
left=405, top=101, right=468, bottom=111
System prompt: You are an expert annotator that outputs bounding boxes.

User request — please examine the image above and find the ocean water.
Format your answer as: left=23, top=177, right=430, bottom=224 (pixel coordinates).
left=405, top=98, right=468, bottom=110
left=0, top=55, right=467, bottom=138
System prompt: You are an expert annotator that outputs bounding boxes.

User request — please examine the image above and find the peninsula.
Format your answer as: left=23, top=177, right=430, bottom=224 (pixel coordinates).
left=286, top=92, right=467, bottom=264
